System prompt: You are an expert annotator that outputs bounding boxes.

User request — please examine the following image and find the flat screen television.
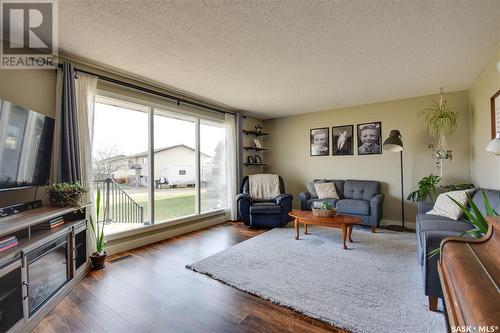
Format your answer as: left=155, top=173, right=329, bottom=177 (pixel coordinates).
left=0, top=98, right=55, bottom=191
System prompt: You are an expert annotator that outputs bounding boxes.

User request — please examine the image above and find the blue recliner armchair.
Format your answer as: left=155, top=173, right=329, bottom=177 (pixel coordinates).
left=236, top=175, right=293, bottom=228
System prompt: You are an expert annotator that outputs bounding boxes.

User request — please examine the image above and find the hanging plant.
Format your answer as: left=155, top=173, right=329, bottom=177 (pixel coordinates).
left=419, top=88, right=459, bottom=138
left=419, top=88, right=459, bottom=175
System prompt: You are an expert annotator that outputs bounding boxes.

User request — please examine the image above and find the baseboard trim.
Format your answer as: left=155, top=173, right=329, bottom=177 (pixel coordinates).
left=105, top=214, right=226, bottom=255
left=380, top=219, right=416, bottom=230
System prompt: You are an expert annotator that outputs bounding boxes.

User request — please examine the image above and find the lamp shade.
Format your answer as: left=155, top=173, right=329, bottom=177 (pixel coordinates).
left=383, top=129, right=403, bottom=152
left=486, top=132, right=500, bottom=155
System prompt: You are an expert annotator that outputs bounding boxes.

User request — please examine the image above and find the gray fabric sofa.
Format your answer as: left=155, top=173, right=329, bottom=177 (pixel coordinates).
left=416, top=188, right=500, bottom=311
left=299, top=179, right=384, bottom=231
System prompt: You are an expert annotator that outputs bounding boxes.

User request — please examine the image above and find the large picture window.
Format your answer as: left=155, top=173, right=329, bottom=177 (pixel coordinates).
left=92, top=95, right=226, bottom=235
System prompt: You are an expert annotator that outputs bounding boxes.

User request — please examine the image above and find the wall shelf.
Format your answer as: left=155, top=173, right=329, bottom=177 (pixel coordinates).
left=243, top=146, right=269, bottom=151
left=244, top=163, right=268, bottom=166
left=242, top=130, right=270, bottom=137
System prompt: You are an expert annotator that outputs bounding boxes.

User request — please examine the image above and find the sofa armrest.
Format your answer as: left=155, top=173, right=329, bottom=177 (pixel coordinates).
left=418, top=201, right=435, bottom=214
left=236, top=193, right=253, bottom=204
left=274, top=194, right=293, bottom=224
left=369, top=193, right=384, bottom=227
left=274, top=193, right=293, bottom=205
left=421, top=230, right=469, bottom=298
left=236, top=193, right=253, bottom=225
left=299, top=191, right=311, bottom=210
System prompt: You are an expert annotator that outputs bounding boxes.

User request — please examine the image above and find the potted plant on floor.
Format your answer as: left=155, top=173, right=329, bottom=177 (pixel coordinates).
left=89, top=189, right=107, bottom=270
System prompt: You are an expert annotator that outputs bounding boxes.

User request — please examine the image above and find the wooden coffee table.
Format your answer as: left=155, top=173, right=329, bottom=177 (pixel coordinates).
left=288, top=210, right=363, bottom=249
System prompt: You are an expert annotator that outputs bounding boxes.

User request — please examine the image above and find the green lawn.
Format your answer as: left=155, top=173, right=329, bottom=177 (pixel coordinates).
left=138, top=194, right=195, bottom=222
left=103, top=189, right=224, bottom=223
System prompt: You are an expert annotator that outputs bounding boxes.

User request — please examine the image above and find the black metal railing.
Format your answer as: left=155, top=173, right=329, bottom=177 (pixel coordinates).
left=94, top=178, right=144, bottom=224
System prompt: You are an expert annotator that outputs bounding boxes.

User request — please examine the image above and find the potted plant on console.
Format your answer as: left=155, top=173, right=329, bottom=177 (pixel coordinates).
left=48, top=182, right=88, bottom=207
left=89, top=189, right=107, bottom=270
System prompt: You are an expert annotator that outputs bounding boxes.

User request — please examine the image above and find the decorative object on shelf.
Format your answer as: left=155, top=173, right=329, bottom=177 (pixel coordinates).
left=254, top=124, right=263, bottom=134
left=419, top=88, right=459, bottom=175
left=491, top=89, right=500, bottom=139
left=0, top=235, right=18, bottom=253
left=253, top=139, right=262, bottom=148
left=48, top=182, right=88, bottom=207
left=89, top=189, right=107, bottom=270
left=254, top=155, right=263, bottom=164
left=382, top=129, right=407, bottom=231
left=486, top=132, right=500, bottom=155
left=310, top=127, right=329, bottom=156
left=357, top=122, right=382, bottom=155
left=247, top=155, right=255, bottom=164
left=311, top=201, right=337, bottom=217
left=243, top=129, right=269, bottom=136
left=332, top=125, right=354, bottom=156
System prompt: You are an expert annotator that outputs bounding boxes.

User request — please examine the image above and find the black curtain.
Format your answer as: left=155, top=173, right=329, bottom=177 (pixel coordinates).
left=56, top=62, right=81, bottom=182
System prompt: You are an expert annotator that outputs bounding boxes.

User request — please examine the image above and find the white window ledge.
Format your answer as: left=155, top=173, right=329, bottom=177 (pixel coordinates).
left=104, top=209, right=226, bottom=241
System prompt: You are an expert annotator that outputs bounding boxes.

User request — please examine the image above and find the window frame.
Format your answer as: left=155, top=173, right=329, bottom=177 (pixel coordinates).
left=94, top=90, right=226, bottom=237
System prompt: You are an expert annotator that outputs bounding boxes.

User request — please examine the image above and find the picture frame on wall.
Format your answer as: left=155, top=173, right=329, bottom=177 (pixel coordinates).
left=332, top=125, right=354, bottom=156
left=310, top=127, right=329, bottom=156
left=357, top=122, right=382, bottom=155
left=491, top=89, right=500, bottom=139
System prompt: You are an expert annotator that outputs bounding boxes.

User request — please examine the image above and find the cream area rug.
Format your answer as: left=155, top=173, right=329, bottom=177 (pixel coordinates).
left=186, top=226, right=445, bottom=333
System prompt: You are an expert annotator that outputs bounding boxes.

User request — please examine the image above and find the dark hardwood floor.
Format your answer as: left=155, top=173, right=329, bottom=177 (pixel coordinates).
left=33, top=222, right=344, bottom=333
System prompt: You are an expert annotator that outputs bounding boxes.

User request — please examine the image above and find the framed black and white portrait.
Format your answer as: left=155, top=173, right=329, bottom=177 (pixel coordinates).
left=332, top=125, right=354, bottom=156
left=310, top=127, right=329, bottom=156
left=357, top=122, right=382, bottom=155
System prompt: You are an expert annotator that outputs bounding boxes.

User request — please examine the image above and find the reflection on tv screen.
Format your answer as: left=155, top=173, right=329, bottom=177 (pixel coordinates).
left=0, top=99, right=54, bottom=190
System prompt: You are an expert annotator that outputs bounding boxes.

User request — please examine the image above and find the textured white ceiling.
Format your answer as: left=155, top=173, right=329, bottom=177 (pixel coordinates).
left=58, top=1, right=500, bottom=119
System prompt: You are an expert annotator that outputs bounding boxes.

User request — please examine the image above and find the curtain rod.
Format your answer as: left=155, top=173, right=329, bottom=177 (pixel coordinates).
left=57, top=64, right=237, bottom=116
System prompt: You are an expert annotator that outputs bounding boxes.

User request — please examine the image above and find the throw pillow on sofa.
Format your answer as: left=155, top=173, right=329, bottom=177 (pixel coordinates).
left=314, top=182, right=339, bottom=199
left=426, top=189, right=475, bottom=220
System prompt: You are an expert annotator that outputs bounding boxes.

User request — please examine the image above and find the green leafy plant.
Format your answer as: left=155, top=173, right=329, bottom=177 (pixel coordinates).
left=313, top=201, right=334, bottom=210
left=407, top=174, right=475, bottom=202
left=407, top=174, right=441, bottom=202
left=428, top=190, right=498, bottom=258
left=441, top=183, right=475, bottom=192
left=89, top=189, right=106, bottom=254
left=419, top=96, right=459, bottom=138
left=48, top=182, right=88, bottom=207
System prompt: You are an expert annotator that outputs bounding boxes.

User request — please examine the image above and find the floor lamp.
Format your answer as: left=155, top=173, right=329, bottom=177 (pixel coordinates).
left=383, top=130, right=408, bottom=232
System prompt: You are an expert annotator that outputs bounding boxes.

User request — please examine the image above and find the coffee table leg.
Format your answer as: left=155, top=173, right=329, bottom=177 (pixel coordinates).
left=295, top=218, right=299, bottom=240
left=348, top=225, right=354, bottom=243
left=342, top=224, right=348, bottom=250
left=304, top=223, right=308, bottom=235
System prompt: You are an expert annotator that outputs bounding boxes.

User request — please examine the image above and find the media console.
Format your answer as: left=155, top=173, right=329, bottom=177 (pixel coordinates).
left=0, top=205, right=90, bottom=333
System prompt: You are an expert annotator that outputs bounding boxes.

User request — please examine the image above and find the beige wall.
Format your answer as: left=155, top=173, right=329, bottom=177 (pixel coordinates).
left=0, top=69, right=56, bottom=207
left=263, top=90, right=471, bottom=223
left=0, top=69, right=56, bottom=118
left=469, top=47, right=500, bottom=190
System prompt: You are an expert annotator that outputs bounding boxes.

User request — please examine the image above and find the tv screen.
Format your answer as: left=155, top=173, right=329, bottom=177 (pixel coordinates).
left=0, top=99, right=55, bottom=190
